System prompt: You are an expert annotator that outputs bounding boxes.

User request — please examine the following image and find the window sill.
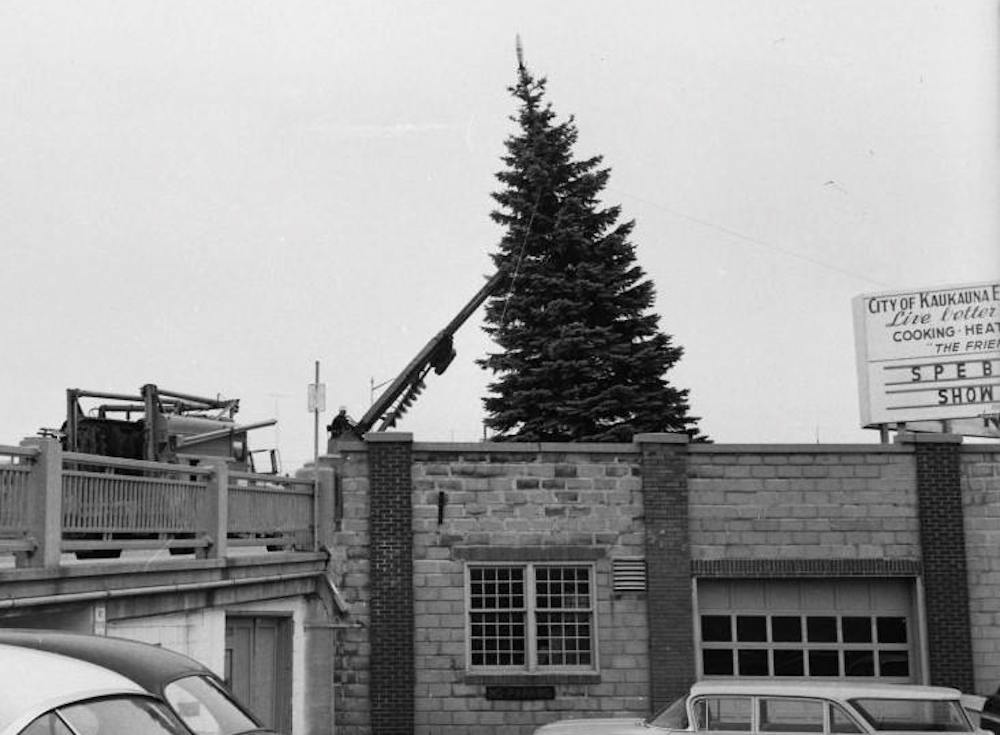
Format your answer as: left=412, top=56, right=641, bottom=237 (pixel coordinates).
left=463, top=672, right=601, bottom=686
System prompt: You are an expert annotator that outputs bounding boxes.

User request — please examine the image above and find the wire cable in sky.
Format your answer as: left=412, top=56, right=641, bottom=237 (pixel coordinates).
left=499, top=188, right=544, bottom=330
left=610, top=187, right=891, bottom=288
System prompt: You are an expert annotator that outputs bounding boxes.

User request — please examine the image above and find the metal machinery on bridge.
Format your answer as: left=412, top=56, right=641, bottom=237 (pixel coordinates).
left=47, top=384, right=282, bottom=558
left=329, top=270, right=503, bottom=441
left=59, top=383, right=278, bottom=472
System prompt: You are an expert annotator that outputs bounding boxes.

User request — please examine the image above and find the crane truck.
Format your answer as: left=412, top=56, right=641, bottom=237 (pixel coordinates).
left=328, top=269, right=503, bottom=443
left=48, top=383, right=278, bottom=558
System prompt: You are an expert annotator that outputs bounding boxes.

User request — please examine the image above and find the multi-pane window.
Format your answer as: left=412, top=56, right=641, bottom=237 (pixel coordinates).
left=700, top=613, right=910, bottom=680
left=468, top=566, right=527, bottom=667
left=467, top=563, right=595, bottom=671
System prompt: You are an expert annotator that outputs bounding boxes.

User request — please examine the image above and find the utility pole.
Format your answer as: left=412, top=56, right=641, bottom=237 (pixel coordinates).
left=308, top=361, right=325, bottom=550
left=313, top=361, right=322, bottom=465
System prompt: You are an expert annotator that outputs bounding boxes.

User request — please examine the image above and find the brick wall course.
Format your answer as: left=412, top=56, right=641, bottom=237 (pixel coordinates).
left=913, top=439, right=974, bottom=691
left=640, top=437, right=694, bottom=713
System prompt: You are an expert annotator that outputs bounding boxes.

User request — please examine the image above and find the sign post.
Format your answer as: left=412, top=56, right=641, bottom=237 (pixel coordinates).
left=853, top=281, right=1000, bottom=438
left=308, top=361, right=326, bottom=549
left=308, top=362, right=326, bottom=461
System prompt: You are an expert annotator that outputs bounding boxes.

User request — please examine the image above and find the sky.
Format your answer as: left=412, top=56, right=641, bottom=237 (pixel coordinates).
left=0, top=1, right=997, bottom=472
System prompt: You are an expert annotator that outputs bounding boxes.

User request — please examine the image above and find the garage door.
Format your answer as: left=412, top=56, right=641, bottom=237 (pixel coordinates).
left=696, top=579, right=916, bottom=682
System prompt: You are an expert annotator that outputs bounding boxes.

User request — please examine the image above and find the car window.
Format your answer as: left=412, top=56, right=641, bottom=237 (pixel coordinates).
left=18, top=713, right=74, bottom=735
left=978, top=711, right=1000, bottom=735
left=695, top=697, right=753, bottom=732
left=20, top=697, right=187, bottom=735
left=760, top=698, right=824, bottom=733
left=650, top=696, right=690, bottom=729
left=164, top=676, right=260, bottom=735
left=60, top=697, right=187, bottom=735
left=850, top=698, right=973, bottom=732
left=831, top=704, right=865, bottom=734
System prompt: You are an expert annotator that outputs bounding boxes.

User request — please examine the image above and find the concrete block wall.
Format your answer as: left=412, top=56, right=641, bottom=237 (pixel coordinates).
left=688, top=445, right=919, bottom=560
left=325, top=439, right=650, bottom=734
left=107, top=608, right=225, bottom=674
left=961, top=446, right=1000, bottom=692
left=327, top=442, right=373, bottom=735
left=328, top=435, right=1000, bottom=732
left=409, top=442, right=647, bottom=735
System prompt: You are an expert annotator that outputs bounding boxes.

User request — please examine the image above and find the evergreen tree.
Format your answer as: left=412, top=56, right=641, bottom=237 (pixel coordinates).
left=479, top=50, right=705, bottom=442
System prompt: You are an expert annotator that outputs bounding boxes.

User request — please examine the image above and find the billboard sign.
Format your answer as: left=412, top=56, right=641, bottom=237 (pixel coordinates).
left=853, top=281, right=1000, bottom=431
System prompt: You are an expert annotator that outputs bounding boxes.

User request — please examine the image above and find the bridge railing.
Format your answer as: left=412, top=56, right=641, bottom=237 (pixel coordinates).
left=228, top=471, right=315, bottom=551
left=61, top=452, right=216, bottom=557
left=0, top=445, right=38, bottom=557
left=1, top=438, right=332, bottom=568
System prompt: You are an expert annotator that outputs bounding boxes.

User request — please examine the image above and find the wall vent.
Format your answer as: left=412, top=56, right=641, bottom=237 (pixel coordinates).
left=612, top=557, right=647, bottom=593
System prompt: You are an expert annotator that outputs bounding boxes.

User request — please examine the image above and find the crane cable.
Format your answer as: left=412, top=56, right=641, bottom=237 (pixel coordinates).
left=498, top=186, right=544, bottom=331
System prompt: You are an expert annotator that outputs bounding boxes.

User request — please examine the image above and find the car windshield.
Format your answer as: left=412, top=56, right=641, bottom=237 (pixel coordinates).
left=976, top=711, right=1000, bottom=735
left=849, top=698, right=973, bottom=732
left=20, top=696, right=188, bottom=735
left=163, top=676, right=260, bottom=735
left=649, top=696, right=690, bottom=729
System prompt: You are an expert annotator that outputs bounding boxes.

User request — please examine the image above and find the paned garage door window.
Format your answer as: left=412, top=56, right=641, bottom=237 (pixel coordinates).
left=699, top=613, right=910, bottom=680
left=466, top=563, right=596, bottom=671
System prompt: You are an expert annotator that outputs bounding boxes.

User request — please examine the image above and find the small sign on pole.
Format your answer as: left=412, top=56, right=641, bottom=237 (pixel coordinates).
left=309, top=361, right=325, bottom=552
left=308, top=383, right=326, bottom=413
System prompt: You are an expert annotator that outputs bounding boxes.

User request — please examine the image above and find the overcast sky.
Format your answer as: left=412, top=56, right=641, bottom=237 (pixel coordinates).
left=1, top=1, right=997, bottom=471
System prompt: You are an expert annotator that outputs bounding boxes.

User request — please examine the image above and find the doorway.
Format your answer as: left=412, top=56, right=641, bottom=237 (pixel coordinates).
left=225, top=614, right=293, bottom=732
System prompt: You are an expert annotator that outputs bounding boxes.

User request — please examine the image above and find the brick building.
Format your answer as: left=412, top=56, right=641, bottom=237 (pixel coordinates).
left=324, top=431, right=1000, bottom=735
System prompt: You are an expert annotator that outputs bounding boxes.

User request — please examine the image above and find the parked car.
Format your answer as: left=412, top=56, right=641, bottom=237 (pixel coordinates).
left=533, top=680, right=983, bottom=735
left=964, top=693, right=1000, bottom=735
left=0, top=643, right=189, bottom=735
left=0, top=630, right=275, bottom=735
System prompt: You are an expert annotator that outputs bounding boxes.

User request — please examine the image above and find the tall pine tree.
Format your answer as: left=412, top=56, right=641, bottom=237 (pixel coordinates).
left=479, top=49, right=704, bottom=442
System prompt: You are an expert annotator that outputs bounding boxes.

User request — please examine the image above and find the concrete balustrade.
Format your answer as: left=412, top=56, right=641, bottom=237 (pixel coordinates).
left=0, top=438, right=332, bottom=568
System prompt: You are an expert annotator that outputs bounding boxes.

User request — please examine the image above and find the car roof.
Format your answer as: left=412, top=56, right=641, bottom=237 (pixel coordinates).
left=688, top=680, right=963, bottom=700
left=0, top=629, right=214, bottom=694
left=0, top=644, right=147, bottom=732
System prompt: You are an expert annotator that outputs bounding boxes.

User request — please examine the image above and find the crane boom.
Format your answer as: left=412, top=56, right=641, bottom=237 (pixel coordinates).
left=340, top=270, right=504, bottom=438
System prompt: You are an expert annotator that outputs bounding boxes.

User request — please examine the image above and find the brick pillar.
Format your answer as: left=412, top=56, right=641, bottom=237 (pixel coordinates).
left=638, top=433, right=693, bottom=712
left=903, top=432, right=974, bottom=691
left=366, top=433, right=414, bottom=735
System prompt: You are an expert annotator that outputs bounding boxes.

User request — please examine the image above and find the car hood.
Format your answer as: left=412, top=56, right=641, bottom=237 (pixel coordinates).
left=534, top=716, right=650, bottom=734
